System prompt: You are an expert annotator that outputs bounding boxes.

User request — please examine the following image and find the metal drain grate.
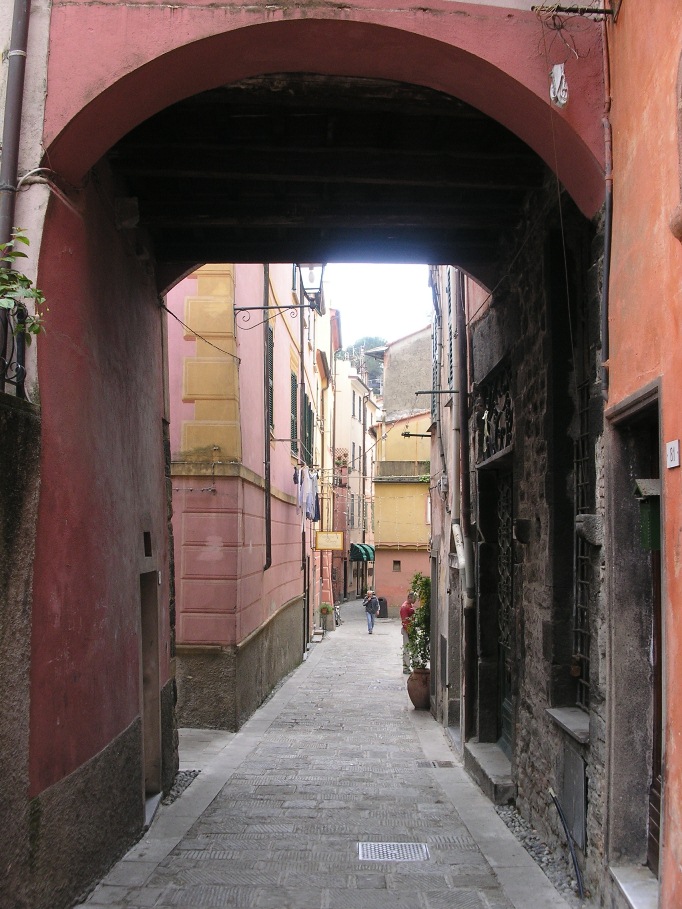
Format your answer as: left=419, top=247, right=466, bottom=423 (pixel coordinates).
left=416, top=760, right=455, bottom=768
left=358, top=842, right=430, bottom=862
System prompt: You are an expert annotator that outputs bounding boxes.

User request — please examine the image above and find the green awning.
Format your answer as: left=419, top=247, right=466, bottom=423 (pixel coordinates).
left=349, top=543, right=375, bottom=562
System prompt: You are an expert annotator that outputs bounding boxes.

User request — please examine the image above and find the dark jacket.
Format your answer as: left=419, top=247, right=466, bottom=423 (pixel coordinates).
left=364, top=595, right=379, bottom=614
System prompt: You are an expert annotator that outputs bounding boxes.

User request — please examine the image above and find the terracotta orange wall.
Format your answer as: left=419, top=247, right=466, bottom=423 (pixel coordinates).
left=607, top=5, right=682, bottom=903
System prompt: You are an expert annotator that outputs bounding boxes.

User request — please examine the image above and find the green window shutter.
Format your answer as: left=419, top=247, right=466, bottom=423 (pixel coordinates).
left=290, top=372, right=298, bottom=456
left=267, top=327, right=274, bottom=431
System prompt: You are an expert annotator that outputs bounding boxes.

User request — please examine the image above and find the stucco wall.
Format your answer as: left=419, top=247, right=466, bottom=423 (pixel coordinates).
left=605, top=8, right=682, bottom=903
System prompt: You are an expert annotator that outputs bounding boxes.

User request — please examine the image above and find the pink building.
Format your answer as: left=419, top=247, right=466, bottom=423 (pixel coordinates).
left=167, top=264, right=337, bottom=729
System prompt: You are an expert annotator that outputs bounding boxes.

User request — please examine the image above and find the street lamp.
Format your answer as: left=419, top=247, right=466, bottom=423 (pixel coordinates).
left=297, top=263, right=326, bottom=315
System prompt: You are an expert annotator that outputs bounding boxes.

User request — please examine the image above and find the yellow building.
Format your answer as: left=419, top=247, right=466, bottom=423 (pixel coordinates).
left=368, top=327, right=432, bottom=611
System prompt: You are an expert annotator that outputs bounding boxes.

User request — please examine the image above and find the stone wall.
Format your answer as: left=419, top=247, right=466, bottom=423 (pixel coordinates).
left=176, top=595, right=304, bottom=730
left=0, top=394, right=41, bottom=908
left=469, top=182, right=606, bottom=890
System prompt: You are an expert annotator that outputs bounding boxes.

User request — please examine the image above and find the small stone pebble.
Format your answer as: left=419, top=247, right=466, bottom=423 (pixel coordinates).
left=162, top=769, right=200, bottom=805
left=495, top=804, right=595, bottom=907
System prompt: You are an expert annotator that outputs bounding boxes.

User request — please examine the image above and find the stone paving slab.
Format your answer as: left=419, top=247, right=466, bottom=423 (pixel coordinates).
left=75, top=601, right=570, bottom=909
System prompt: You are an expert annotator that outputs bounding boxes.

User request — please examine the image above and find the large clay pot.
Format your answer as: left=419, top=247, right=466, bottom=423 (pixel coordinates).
left=407, top=667, right=430, bottom=709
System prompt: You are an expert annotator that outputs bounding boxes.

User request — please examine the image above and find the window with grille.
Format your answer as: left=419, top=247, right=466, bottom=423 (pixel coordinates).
left=290, top=372, right=298, bottom=456
left=574, top=380, right=591, bottom=710
left=446, top=268, right=454, bottom=389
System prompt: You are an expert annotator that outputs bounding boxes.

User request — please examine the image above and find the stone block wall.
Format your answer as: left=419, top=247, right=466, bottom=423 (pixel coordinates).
left=469, top=182, right=607, bottom=890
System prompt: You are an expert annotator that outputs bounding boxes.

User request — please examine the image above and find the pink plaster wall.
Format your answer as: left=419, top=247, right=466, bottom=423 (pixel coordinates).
left=374, top=549, right=429, bottom=612
left=169, top=265, right=306, bottom=650
left=43, top=4, right=604, bottom=218
left=30, top=175, right=171, bottom=795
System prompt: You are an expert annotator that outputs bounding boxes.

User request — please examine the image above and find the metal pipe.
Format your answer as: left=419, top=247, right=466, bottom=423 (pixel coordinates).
left=0, top=0, right=32, bottom=396
left=263, top=264, right=272, bottom=571
left=549, top=787, right=585, bottom=898
left=456, top=270, right=475, bottom=600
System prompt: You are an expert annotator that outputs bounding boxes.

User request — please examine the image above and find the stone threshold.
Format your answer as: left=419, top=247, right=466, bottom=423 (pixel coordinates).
left=463, top=738, right=516, bottom=805
left=610, top=865, right=658, bottom=909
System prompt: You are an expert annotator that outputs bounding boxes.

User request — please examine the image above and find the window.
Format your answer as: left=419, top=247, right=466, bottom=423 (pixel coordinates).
left=267, top=326, right=274, bottom=432
left=302, top=393, right=314, bottom=467
left=426, top=495, right=431, bottom=525
left=351, top=441, right=356, bottom=471
left=574, top=381, right=591, bottom=710
left=393, top=560, right=401, bottom=572
left=290, top=372, right=298, bottom=456
left=352, top=390, right=356, bottom=418
left=349, top=494, right=355, bottom=529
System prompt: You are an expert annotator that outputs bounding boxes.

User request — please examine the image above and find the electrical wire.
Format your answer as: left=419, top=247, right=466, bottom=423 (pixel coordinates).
left=161, top=302, right=241, bottom=363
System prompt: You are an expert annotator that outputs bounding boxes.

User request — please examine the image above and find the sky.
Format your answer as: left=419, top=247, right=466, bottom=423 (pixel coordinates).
left=322, top=263, right=433, bottom=348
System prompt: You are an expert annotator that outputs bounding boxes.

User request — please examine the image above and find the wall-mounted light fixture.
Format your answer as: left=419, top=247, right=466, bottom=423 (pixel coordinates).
left=297, top=263, right=326, bottom=315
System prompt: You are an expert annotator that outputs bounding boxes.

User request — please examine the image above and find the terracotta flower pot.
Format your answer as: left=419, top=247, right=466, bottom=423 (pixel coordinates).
left=407, top=667, right=430, bottom=709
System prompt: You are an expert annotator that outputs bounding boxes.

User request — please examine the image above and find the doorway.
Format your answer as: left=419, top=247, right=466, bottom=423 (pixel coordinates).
left=139, top=572, right=162, bottom=800
left=606, top=392, right=663, bottom=876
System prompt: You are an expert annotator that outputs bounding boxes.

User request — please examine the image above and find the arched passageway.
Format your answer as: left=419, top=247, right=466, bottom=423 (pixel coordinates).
left=18, top=8, right=607, bottom=908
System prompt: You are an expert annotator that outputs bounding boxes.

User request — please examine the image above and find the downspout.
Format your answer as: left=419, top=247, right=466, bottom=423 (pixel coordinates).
left=456, top=270, right=475, bottom=602
left=298, top=271, right=309, bottom=648
left=0, top=0, right=32, bottom=397
left=331, top=331, right=338, bottom=601
left=361, top=392, right=368, bottom=591
left=263, top=264, right=272, bottom=571
left=600, top=4, right=613, bottom=402
left=450, top=268, right=461, bottom=528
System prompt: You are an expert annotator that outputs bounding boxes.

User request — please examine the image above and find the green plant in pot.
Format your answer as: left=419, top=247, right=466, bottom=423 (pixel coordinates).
left=405, top=572, right=431, bottom=708
left=319, top=602, right=333, bottom=631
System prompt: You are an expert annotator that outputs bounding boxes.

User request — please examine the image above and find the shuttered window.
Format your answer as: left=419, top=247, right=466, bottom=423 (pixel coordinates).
left=267, top=327, right=274, bottom=432
left=290, top=372, right=298, bottom=456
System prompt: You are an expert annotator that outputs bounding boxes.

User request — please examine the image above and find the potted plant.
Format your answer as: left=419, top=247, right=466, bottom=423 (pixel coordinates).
left=405, top=572, right=431, bottom=709
left=319, top=602, right=333, bottom=632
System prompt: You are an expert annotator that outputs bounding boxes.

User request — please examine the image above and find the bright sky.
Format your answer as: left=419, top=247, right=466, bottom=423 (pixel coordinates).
left=323, top=263, right=433, bottom=348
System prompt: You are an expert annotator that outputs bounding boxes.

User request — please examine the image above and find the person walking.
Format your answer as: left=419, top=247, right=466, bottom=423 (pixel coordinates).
left=363, top=588, right=380, bottom=633
left=400, top=591, right=417, bottom=672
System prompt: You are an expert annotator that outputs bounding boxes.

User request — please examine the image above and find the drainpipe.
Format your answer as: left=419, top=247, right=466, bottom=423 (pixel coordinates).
left=0, top=0, right=31, bottom=396
left=456, top=270, right=475, bottom=601
left=600, top=3, right=613, bottom=402
left=263, top=264, right=272, bottom=571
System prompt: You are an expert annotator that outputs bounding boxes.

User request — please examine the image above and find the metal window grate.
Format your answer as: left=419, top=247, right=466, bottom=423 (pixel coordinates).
left=574, top=381, right=591, bottom=710
left=358, top=842, right=430, bottom=862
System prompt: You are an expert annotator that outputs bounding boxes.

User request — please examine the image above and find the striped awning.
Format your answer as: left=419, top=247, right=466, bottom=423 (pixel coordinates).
left=350, top=543, right=375, bottom=562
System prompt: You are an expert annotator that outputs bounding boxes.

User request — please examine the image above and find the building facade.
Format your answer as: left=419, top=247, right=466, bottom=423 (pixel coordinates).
left=370, top=328, right=431, bottom=612
left=167, top=263, right=338, bottom=730
left=332, top=355, right=377, bottom=599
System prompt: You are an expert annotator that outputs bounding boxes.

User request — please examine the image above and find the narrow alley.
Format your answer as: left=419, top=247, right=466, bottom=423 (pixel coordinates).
left=76, top=605, right=573, bottom=909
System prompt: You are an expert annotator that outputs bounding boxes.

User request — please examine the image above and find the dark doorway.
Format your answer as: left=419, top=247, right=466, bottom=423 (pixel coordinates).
left=139, top=571, right=161, bottom=799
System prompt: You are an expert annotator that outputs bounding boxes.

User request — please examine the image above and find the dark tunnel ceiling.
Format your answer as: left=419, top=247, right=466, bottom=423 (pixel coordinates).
left=107, top=74, right=547, bottom=288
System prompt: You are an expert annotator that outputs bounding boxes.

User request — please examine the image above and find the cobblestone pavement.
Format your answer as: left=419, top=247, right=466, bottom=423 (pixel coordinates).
left=76, top=600, right=570, bottom=909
